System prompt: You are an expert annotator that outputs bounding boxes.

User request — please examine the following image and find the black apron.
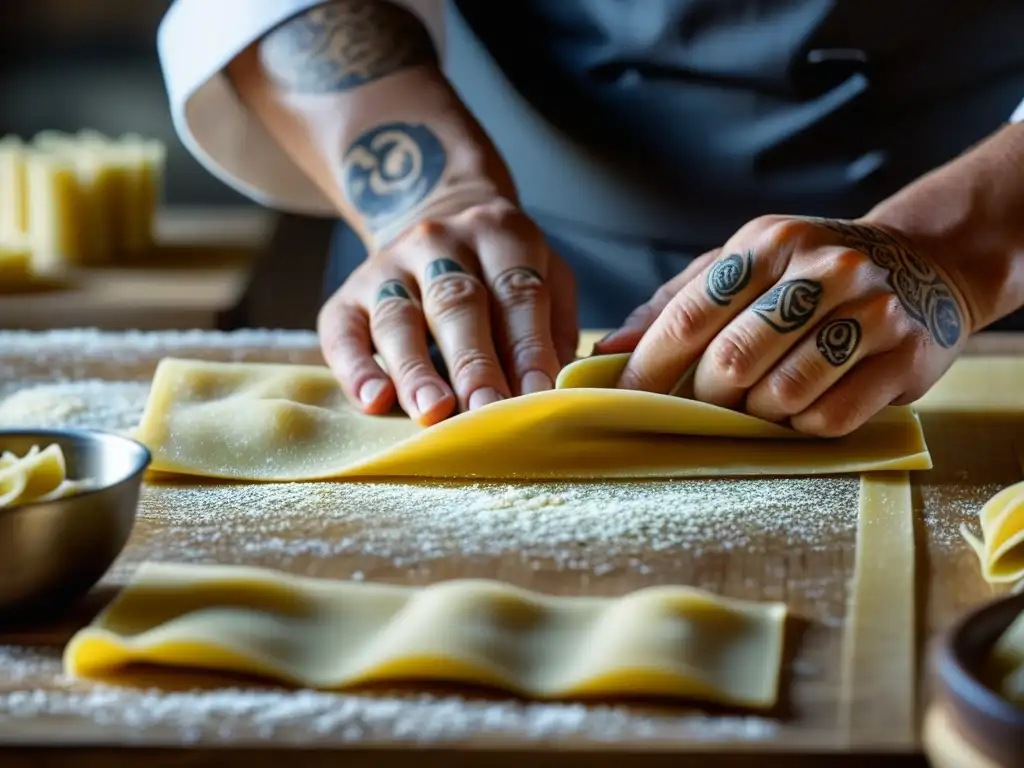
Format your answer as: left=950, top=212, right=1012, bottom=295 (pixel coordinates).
left=326, top=0, right=1024, bottom=329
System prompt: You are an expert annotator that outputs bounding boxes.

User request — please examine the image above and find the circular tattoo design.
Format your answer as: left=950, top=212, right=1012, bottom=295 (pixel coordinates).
left=342, top=123, right=446, bottom=232
left=816, top=319, right=862, bottom=366
left=924, top=288, right=962, bottom=349
left=706, top=252, right=753, bottom=306
left=751, top=279, right=823, bottom=333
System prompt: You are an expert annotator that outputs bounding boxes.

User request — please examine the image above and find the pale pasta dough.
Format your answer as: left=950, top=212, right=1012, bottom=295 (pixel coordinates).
left=990, top=608, right=1024, bottom=703
left=64, top=561, right=787, bottom=707
left=134, top=353, right=931, bottom=481
left=0, top=443, right=92, bottom=506
left=961, top=480, right=1024, bottom=584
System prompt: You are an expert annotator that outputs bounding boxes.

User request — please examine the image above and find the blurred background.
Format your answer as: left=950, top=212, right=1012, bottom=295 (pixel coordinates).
left=0, top=0, right=243, bottom=207
left=0, top=1, right=327, bottom=331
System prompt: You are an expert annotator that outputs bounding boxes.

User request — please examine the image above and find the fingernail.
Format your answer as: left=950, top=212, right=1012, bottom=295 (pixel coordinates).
left=415, top=385, right=449, bottom=416
left=359, top=379, right=387, bottom=406
left=520, top=371, right=553, bottom=395
left=468, top=387, right=503, bottom=410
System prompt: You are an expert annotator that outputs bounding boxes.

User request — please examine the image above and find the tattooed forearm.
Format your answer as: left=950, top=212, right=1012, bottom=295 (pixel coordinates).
left=751, top=279, right=822, bottom=332
left=259, top=0, right=437, bottom=93
left=801, top=218, right=963, bottom=348
left=342, top=122, right=446, bottom=234
left=706, top=251, right=753, bottom=306
left=816, top=318, right=861, bottom=366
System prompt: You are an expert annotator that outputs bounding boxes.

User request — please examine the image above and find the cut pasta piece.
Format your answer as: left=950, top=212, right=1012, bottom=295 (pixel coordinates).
left=961, top=481, right=1024, bottom=584
left=132, top=353, right=931, bottom=482
left=0, top=443, right=93, bottom=507
left=64, top=562, right=788, bottom=707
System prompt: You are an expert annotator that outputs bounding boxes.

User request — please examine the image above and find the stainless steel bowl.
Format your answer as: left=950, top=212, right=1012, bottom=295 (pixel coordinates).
left=0, top=428, right=150, bottom=617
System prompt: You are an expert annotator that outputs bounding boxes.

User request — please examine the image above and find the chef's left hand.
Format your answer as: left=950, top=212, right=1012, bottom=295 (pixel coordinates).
left=595, top=215, right=975, bottom=436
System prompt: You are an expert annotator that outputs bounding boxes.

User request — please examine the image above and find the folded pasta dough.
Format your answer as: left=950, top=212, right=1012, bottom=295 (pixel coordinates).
left=962, top=480, right=1024, bottom=584
left=64, top=561, right=787, bottom=707
left=990, top=609, right=1024, bottom=703
left=133, top=353, right=931, bottom=481
left=0, top=443, right=90, bottom=506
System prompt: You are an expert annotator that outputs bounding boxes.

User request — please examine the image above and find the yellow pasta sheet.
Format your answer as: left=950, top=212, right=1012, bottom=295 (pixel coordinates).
left=0, top=443, right=89, bottom=506
left=962, top=480, right=1024, bottom=584
left=64, top=562, right=787, bottom=707
left=135, top=353, right=930, bottom=481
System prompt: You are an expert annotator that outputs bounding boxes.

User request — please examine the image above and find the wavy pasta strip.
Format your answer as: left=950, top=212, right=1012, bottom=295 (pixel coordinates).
left=64, top=562, right=787, bottom=708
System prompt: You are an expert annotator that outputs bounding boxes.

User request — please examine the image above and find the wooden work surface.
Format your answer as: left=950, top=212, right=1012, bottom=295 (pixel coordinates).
left=0, top=208, right=272, bottom=330
left=0, top=328, right=1020, bottom=766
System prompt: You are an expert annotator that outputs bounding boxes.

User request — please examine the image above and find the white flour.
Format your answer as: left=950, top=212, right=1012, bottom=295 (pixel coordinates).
left=0, top=328, right=985, bottom=747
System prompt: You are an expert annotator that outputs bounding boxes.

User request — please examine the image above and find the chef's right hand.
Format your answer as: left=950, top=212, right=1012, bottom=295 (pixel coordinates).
left=318, top=197, right=579, bottom=426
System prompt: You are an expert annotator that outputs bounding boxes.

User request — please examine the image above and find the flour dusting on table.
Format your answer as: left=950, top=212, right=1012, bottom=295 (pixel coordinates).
left=0, top=647, right=777, bottom=744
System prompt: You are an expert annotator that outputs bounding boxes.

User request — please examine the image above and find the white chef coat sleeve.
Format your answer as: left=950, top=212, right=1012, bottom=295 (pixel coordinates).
left=157, top=0, right=446, bottom=216
left=1011, top=96, right=1024, bottom=124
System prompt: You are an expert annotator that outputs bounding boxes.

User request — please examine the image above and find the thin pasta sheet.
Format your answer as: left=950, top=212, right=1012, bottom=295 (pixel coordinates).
left=133, top=353, right=931, bottom=481
left=64, top=561, right=788, bottom=708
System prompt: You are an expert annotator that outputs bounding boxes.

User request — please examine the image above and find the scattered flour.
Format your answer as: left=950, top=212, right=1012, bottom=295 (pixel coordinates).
left=0, top=647, right=777, bottom=744
left=0, top=328, right=986, bottom=747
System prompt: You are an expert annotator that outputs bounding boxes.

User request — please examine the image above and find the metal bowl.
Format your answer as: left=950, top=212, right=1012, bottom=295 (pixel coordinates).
left=0, top=428, right=150, bottom=617
left=932, top=591, right=1024, bottom=766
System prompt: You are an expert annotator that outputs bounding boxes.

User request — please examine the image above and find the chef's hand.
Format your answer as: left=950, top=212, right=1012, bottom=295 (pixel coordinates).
left=595, top=215, right=974, bottom=436
left=319, top=198, right=579, bottom=426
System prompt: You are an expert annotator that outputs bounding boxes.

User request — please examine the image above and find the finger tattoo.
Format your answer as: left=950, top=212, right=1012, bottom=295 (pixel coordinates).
left=493, top=266, right=544, bottom=295
left=799, top=218, right=963, bottom=348
left=751, top=279, right=823, bottom=332
left=375, top=279, right=412, bottom=305
left=816, top=318, right=861, bottom=366
left=424, top=258, right=467, bottom=281
left=706, top=251, right=753, bottom=306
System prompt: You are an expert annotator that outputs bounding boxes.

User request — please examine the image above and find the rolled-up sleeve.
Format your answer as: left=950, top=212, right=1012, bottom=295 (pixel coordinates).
left=1013, top=96, right=1024, bottom=124
left=157, top=0, right=446, bottom=215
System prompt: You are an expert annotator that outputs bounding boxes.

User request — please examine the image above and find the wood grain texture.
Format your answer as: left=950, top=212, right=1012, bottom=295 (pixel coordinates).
left=0, top=330, right=1018, bottom=766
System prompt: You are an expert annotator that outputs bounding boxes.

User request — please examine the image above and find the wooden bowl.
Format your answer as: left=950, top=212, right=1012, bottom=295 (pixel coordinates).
left=933, top=591, right=1024, bottom=766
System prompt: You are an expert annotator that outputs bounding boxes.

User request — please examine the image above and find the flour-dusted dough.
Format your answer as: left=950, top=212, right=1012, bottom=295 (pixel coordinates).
left=840, top=472, right=916, bottom=747
left=133, top=353, right=931, bottom=482
left=961, top=481, right=1024, bottom=585
left=64, top=561, right=788, bottom=707
left=0, top=443, right=91, bottom=506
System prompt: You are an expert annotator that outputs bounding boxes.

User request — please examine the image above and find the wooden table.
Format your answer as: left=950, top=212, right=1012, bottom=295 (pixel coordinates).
left=0, top=208, right=272, bottom=331
left=0, top=328, right=1019, bottom=766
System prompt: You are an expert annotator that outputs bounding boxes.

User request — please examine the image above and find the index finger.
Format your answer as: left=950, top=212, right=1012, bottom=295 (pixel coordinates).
left=617, top=249, right=769, bottom=393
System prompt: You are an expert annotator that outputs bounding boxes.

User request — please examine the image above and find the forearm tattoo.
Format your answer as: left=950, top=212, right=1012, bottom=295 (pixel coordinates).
left=802, top=218, right=963, bottom=348
left=751, top=279, right=823, bottom=332
left=375, top=278, right=412, bottom=305
left=706, top=251, right=753, bottom=306
left=259, top=0, right=437, bottom=93
left=816, top=318, right=861, bottom=366
left=342, top=122, right=446, bottom=234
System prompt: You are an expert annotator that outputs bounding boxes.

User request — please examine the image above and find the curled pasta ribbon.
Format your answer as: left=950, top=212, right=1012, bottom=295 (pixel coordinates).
left=961, top=480, right=1024, bottom=585
left=0, top=443, right=89, bottom=507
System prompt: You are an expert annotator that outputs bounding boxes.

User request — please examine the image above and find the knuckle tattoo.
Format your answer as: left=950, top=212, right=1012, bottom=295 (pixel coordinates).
left=424, top=257, right=467, bottom=282
left=705, top=251, right=753, bottom=306
left=492, top=266, right=545, bottom=305
left=751, top=279, right=823, bottom=332
left=374, top=279, right=412, bottom=306
left=816, top=318, right=862, bottom=367
left=801, top=218, right=963, bottom=348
